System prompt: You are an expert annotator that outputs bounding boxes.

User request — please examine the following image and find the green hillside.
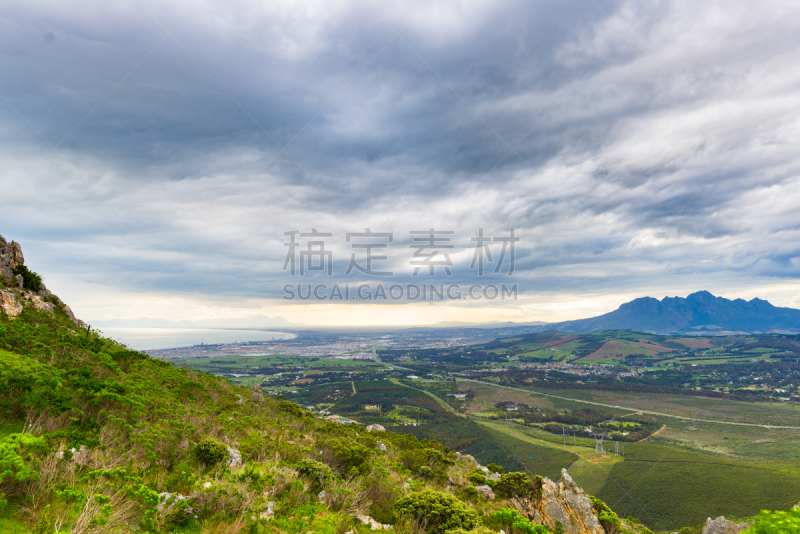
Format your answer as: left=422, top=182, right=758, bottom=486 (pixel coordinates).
left=0, top=294, right=628, bottom=534
left=0, top=277, right=797, bottom=533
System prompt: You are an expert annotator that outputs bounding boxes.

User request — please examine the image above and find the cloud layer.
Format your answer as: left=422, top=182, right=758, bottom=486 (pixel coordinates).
left=2, top=0, right=800, bottom=325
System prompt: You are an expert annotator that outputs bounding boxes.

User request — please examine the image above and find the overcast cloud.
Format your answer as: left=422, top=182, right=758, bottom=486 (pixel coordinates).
left=2, top=0, right=800, bottom=327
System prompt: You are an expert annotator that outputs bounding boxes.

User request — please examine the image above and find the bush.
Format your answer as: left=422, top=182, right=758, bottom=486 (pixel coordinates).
left=12, top=265, right=43, bottom=292
left=394, top=490, right=479, bottom=534
left=484, top=508, right=551, bottom=534
left=322, top=438, right=372, bottom=477
left=296, top=458, right=333, bottom=487
left=590, top=496, right=622, bottom=534
left=467, top=470, right=487, bottom=485
left=447, top=528, right=498, bottom=534
left=486, top=463, right=504, bottom=474
left=494, top=472, right=534, bottom=498
left=745, top=508, right=800, bottom=534
left=194, top=438, right=228, bottom=466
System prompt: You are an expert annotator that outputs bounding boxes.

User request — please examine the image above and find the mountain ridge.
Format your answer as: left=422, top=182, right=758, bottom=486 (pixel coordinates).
left=547, top=290, right=800, bottom=334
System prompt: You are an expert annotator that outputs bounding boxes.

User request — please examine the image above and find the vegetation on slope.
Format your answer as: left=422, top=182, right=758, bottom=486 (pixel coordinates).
left=0, top=304, right=576, bottom=534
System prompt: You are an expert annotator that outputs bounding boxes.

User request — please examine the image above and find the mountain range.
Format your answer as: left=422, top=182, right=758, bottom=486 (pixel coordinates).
left=546, top=290, right=800, bottom=334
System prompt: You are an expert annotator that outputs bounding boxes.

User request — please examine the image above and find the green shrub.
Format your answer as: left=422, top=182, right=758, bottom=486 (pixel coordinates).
left=322, top=438, right=372, bottom=476
left=401, top=447, right=453, bottom=479
left=394, top=490, right=479, bottom=534
left=296, top=458, right=333, bottom=485
left=447, top=528, right=498, bottom=534
left=278, top=400, right=310, bottom=418
left=467, top=470, right=487, bottom=485
left=12, top=266, right=43, bottom=292
left=486, top=463, right=504, bottom=474
left=590, top=496, right=622, bottom=534
left=483, top=508, right=551, bottom=534
left=194, top=438, right=228, bottom=466
left=744, top=508, right=800, bottom=534
left=494, top=472, right=534, bottom=498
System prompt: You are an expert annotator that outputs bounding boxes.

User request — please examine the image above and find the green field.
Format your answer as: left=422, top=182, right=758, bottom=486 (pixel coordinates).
left=449, top=378, right=800, bottom=530
left=475, top=418, right=800, bottom=530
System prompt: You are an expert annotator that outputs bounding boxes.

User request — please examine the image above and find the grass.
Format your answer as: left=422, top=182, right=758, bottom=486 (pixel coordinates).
left=478, top=421, right=578, bottom=480
left=595, top=442, right=800, bottom=531
left=0, top=507, right=31, bottom=534
left=454, top=378, right=800, bottom=530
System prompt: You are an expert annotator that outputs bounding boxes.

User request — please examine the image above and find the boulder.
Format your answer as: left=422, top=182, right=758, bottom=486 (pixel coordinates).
left=377, top=440, right=387, bottom=452
left=366, top=424, right=386, bottom=432
left=701, top=517, right=750, bottom=534
left=513, top=469, right=604, bottom=534
left=0, top=290, right=23, bottom=318
left=475, top=485, right=495, bottom=501
left=487, top=472, right=501, bottom=481
left=260, top=502, right=275, bottom=521
left=226, top=446, right=242, bottom=467
left=356, top=515, right=392, bottom=530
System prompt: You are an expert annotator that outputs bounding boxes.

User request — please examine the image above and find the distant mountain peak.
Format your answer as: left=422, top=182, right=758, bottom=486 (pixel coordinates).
left=553, top=291, right=800, bottom=334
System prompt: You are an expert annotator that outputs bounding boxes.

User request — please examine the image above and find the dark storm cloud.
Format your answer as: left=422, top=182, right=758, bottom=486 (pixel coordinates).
left=1, top=0, right=800, bottom=315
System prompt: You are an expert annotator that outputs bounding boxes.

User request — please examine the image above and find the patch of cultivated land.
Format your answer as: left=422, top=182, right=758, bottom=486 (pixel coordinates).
left=453, top=379, right=800, bottom=530
left=581, top=339, right=673, bottom=360
left=673, top=337, right=714, bottom=349
left=459, top=381, right=557, bottom=413
left=529, top=386, right=800, bottom=427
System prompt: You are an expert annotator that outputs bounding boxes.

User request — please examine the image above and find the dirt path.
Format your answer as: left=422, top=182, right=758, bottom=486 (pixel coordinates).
left=639, top=424, right=666, bottom=442
left=351, top=381, right=356, bottom=395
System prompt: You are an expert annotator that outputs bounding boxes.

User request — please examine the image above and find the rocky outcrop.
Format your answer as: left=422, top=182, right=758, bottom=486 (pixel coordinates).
left=701, top=516, right=750, bottom=534
left=0, top=235, right=24, bottom=280
left=513, top=469, right=604, bottom=534
left=0, top=233, right=86, bottom=328
left=0, top=290, right=23, bottom=318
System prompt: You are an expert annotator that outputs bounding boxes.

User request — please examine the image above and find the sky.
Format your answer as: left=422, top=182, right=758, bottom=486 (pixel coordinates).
left=2, top=0, right=800, bottom=330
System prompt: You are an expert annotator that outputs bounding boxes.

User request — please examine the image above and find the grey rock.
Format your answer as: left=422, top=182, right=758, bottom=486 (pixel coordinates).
left=366, top=424, right=386, bottom=432
left=559, top=468, right=580, bottom=492
left=513, top=471, right=604, bottom=534
left=357, top=515, right=390, bottom=530
left=260, top=502, right=275, bottom=520
left=0, top=235, right=23, bottom=281
left=475, top=485, right=495, bottom=500
left=15, top=274, right=24, bottom=288
left=226, top=446, right=242, bottom=467
left=487, top=472, right=502, bottom=481
left=377, top=440, right=387, bottom=451
left=701, top=517, right=750, bottom=534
